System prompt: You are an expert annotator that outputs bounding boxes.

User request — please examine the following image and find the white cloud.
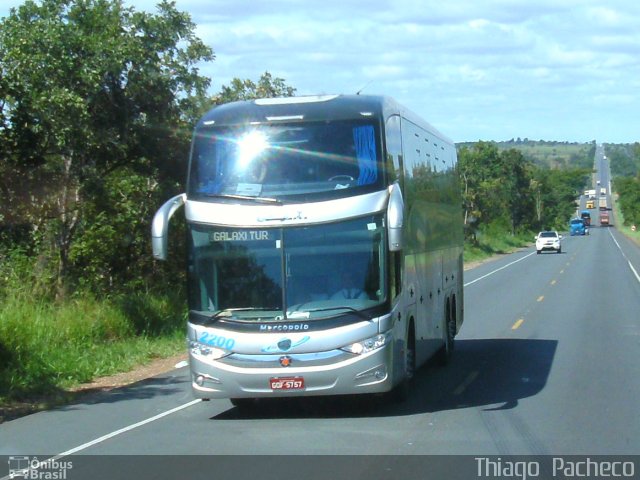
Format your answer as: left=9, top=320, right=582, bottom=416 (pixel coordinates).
left=1, top=0, right=639, bottom=142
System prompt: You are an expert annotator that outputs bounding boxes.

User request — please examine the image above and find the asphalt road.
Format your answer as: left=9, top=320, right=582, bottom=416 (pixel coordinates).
left=3, top=150, right=639, bottom=479
left=2, top=225, right=640, bottom=480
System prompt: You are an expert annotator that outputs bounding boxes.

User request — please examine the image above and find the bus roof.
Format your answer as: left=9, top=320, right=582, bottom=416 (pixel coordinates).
left=197, top=94, right=453, bottom=144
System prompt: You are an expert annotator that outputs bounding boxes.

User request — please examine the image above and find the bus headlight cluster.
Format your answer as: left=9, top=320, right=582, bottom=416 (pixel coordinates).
left=189, top=340, right=231, bottom=360
left=341, top=331, right=392, bottom=355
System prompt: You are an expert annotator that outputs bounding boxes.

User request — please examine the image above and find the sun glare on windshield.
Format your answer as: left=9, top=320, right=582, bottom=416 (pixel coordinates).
left=237, top=130, right=269, bottom=169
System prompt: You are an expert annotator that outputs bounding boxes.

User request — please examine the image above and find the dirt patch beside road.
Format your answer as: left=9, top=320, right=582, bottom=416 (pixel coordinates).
left=0, top=353, right=187, bottom=424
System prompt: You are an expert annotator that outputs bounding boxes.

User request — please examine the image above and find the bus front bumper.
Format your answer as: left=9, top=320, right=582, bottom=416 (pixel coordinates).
left=188, top=342, right=396, bottom=399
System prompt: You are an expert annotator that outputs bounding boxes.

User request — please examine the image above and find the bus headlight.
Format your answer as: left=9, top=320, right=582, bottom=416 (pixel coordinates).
left=341, top=331, right=392, bottom=355
left=189, top=340, right=231, bottom=360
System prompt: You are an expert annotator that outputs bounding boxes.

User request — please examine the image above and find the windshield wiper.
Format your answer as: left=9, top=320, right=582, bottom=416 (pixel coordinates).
left=199, top=307, right=281, bottom=325
left=295, top=306, right=372, bottom=321
left=205, top=193, right=282, bottom=204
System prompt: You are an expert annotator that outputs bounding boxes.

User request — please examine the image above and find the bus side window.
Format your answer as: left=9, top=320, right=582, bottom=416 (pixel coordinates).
left=385, top=115, right=403, bottom=185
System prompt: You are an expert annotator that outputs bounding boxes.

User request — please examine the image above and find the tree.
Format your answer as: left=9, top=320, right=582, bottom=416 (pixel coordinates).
left=458, top=142, right=536, bottom=238
left=214, top=71, right=296, bottom=105
left=0, top=0, right=214, bottom=297
left=457, top=141, right=588, bottom=238
left=458, top=142, right=500, bottom=239
left=499, top=148, right=536, bottom=233
left=615, top=175, right=640, bottom=226
left=609, top=143, right=640, bottom=178
left=533, top=167, right=590, bottom=230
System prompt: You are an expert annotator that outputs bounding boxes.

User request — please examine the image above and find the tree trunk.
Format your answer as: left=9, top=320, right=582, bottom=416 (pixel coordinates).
left=55, top=154, right=80, bottom=300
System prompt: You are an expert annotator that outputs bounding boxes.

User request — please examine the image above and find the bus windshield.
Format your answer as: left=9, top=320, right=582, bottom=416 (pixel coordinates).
left=187, top=120, right=384, bottom=202
left=187, top=214, right=386, bottom=322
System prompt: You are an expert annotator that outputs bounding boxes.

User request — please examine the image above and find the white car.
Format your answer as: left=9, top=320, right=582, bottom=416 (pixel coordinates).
left=535, top=231, right=562, bottom=254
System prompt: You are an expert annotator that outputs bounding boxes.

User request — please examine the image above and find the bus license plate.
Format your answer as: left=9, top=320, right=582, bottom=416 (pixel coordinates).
left=270, top=377, right=304, bottom=390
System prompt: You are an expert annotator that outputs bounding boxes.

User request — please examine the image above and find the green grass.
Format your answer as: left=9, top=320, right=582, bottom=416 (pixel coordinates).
left=0, top=293, right=186, bottom=400
left=612, top=193, right=640, bottom=246
left=464, top=230, right=534, bottom=264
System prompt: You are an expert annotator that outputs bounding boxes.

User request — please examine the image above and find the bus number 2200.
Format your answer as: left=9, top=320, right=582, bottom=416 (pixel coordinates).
left=199, top=332, right=236, bottom=350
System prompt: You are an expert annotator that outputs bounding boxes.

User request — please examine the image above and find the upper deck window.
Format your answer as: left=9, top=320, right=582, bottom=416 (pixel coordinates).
left=188, top=120, right=384, bottom=202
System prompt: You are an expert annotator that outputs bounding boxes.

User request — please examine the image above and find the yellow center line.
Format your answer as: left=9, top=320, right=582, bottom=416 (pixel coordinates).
left=537, top=295, right=544, bottom=302
left=512, top=319, right=524, bottom=330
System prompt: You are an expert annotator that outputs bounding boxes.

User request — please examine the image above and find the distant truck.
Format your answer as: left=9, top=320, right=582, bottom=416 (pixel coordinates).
left=585, top=199, right=595, bottom=209
left=580, top=210, right=591, bottom=226
left=600, top=211, right=610, bottom=226
left=570, top=218, right=588, bottom=236
left=600, top=187, right=607, bottom=195
left=599, top=197, right=607, bottom=210
left=584, top=189, right=596, bottom=199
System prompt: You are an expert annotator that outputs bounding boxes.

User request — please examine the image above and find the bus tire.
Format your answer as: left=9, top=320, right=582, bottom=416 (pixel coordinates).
left=391, top=321, right=415, bottom=403
left=438, top=297, right=455, bottom=366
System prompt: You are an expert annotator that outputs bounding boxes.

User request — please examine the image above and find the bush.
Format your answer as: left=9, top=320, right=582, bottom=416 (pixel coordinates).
left=117, top=290, right=187, bottom=336
left=464, top=222, right=533, bottom=264
left=0, top=292, right=186, bottom=399
left=615, top=176, right=640, bottom=226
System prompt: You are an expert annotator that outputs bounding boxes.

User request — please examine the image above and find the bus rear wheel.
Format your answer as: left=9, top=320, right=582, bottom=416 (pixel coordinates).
left=438, top=298, right=455, bottom=366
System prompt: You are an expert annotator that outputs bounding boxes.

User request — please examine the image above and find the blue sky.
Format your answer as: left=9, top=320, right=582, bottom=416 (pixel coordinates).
left=2, top=0, right=639, bottom=143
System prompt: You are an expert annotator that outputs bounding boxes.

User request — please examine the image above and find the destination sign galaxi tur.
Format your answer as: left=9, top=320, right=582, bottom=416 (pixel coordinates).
left=210, top=230, right=271, bottom=242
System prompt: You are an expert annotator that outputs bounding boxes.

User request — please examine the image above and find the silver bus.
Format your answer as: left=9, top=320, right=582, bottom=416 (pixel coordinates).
left=152, top=95, right=464, bottom=405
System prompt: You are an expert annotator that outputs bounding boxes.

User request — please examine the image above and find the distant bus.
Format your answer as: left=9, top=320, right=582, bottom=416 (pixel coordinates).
left=152, top=95, right=464, bottom=404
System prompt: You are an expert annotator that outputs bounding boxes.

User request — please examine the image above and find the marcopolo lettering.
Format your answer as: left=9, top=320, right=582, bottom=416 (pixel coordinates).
left=211, top=230, right=270, bottom=242
left=260, top=324, right=310, bottom=331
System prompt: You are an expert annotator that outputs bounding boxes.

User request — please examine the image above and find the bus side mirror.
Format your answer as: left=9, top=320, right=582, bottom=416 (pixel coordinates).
left=151, top=193, right=186, bottom=260
left=387, top=183, right=404, bottom=252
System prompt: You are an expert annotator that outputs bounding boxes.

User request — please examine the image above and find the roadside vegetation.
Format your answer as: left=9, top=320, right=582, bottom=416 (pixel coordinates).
left=463, top=229, right=534, bottom=265
left=458, top=141, right=591, bottom=263
left=611, top=195, right=640, bottom=246
left=457, top=139, right=595, bottom=170
left=0, top=0, right=296, bottom=405
left=0, top=292, right=185, bottom=396
left=0, top=0, right=632, bottom=407
left=608, top=142, right=640, bottom=244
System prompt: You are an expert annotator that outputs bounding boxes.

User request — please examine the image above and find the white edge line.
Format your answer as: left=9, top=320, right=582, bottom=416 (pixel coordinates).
left=27, top=400, right=199, bottom=471
left=609, top=228, right=623, bottom=251
left=58, top=399, right=201, bottom=456
left=464, top=251, right=536, bottom=287
left=1, top=399, right=201, bottom=480
left=628, top=260, right=640, bottom=284
left=608, top=228, right=640, bottom=285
